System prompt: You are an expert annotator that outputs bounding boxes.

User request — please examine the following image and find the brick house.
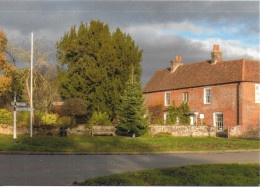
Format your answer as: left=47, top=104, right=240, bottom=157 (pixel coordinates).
left=143, top=45, right=260, bottom=133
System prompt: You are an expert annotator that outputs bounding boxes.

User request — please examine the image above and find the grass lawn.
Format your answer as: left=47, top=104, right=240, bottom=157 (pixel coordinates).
left=76, top=163, right=260, bottom=186
left=0, top=134, right=259, bottom=152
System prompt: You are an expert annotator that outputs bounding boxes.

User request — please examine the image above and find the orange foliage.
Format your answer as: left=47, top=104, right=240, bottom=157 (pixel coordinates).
left=0, top=29, right=14, bottom=95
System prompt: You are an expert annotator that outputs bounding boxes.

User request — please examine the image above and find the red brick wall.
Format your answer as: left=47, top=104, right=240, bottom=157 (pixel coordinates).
left=144, top=83, right=239, bottom=130
left=239, top=82, right=260, bottom=131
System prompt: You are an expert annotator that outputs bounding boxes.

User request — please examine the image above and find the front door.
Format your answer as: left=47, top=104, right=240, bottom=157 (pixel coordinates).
left=214, top=112, right=224, bottom=132
left=190, top=115, right=195, bottom=125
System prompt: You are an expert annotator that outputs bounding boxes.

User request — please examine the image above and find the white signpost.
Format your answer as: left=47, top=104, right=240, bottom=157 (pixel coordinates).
left=11, top=92, right=33, bottom=143
left=11, top=102, right=26, bottom=106
left=16, top=107, right=34, bottom=111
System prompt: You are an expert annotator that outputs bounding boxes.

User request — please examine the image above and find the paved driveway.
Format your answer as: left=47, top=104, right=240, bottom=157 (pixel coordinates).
left=0, top=151, right=259, bottom=185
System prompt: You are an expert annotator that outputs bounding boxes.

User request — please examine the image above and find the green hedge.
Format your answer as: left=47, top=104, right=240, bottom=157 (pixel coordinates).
left=0, top=109, right=12, bottom=124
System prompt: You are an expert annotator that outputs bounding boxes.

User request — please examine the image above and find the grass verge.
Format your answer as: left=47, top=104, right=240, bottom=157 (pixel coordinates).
left=76, top=163, right=260, bottom=186
left=0, top=134, right=259, bottom=152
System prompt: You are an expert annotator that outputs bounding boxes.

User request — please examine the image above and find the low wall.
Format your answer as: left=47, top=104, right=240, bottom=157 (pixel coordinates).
left=67, top=125, right=91, bottom=135
left=0, top=124, right=29, bottom=135
left=229, top=125, right=260, bottom=139
left=229, top=126, right=242, bottom=138
left=0, top=124, right=115, bottom=136
left=0, top=124, right=59, bottom=135
left=150, top=124, right=216, bottom=137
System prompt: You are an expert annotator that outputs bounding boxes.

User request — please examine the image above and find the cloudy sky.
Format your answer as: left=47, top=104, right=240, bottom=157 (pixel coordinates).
left=1, top=0, right=259, bottom=86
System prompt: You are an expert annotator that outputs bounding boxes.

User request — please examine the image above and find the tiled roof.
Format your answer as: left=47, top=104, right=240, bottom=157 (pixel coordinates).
left=143, top=59, right=260, bottom=93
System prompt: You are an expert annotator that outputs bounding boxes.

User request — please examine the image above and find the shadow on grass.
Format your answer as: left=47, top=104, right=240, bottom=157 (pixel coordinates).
left=10, top=135, right=76, bottom=152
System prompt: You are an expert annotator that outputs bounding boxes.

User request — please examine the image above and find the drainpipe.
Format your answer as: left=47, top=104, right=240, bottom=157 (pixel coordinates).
left=237, top=82, right=240, bottom=126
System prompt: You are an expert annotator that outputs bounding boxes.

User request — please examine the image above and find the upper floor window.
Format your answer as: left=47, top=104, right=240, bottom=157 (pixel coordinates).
left=165, top=92, right=171, bottom=106
left=256, top=84, right=260, bottom=103
left=183, top=92, right=189, bottom=102
left=204, top=88, right=211, bottom=104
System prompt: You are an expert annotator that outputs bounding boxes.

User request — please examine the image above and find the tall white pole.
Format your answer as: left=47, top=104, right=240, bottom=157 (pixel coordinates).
left=30, top=32, right=33, bottom=137
left=13, top=91, right=17, bottom=143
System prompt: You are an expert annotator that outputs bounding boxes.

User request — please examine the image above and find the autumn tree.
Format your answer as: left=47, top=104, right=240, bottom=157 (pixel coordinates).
left=56, top=20, right=143, bottom=120
left=0, top=29, right=14, bottom=96
left=7, top=37, right=59, bottom=113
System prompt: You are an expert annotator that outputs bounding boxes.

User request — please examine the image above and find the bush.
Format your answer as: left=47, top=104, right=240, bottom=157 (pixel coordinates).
left=0, top=109, right=12, bottom=124
left=17, top=111, right=30, bottom=125
left=57, top=116, right=75, bottom=126
left=41, top=113, right=58, bottom=125
left=88, top=111, right=111, bottom=126
left=148, top=105, right=164, bottom=124
left=34, top=110, right=45, bottom=125
left=167, top=101, right=190, bottom=125
left=17, top=110, right=45, bottom=126
left=61, top=98, right=87, bottom=117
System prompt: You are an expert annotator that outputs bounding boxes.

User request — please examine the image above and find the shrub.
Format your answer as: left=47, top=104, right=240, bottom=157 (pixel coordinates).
left=0, top=109, right=12, bottom=124
left=61, top=98, right=87, bottom=116
left=41, top=113, right=58, bottom=125
left=34, top=110, right=45, bottom=125
left=88, top=111, right=111, bottom=126
left=17, top=110, right=45, bottom=126
left=148, top=105, right=164, bottom=124
left=167, top=101, right=190, bottom=125
left=17, top=111, right=30, bottom=125
left=61, top=98, right=87, bottom=124
left=57, top=116, right=75, bottom=126
left=178, top=102, right=190, bottom=124
left=166, top=102, right=178, bottom=124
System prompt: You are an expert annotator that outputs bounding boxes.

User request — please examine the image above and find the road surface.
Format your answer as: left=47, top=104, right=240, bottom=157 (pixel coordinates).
left=0, top=151, right=259, bottom=185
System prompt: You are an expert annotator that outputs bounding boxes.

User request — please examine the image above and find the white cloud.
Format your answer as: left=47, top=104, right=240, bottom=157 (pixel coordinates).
left=123, top=21, right=214, bottom=39
left=190, top=38, right=260, bottom=60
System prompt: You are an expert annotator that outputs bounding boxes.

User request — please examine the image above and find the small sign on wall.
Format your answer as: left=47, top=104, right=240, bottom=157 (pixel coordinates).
left=200, top=114, right=204, bottom=119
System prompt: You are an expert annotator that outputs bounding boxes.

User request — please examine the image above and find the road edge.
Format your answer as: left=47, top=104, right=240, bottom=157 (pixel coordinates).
left=0, top=149, right=259, bottom=155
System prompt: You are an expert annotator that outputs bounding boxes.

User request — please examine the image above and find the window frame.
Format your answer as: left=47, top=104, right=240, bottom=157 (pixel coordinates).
left=165, top=91, right=171, bottom=106
left=204, top=87, right=211, bottom=104
left=255, top=84, right=260, bottom=103
left=213, top=112, right=224, bottom=132
left=183, top=92, right=189, bottom=102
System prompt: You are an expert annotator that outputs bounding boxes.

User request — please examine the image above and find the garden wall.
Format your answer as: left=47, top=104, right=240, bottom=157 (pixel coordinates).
left=0, top=124, right=60, bottom=135
left=150, top=125, right=216, bottom=137
left=229, top=125, right=260, bottom=139
left=0, top=124, right=116, bottom=136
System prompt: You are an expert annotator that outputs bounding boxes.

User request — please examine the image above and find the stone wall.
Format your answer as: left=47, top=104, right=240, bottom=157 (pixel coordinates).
left=0, top=124, right=29, bottom=134
left=0, top=124, right=115, bottom=136
left=0, top=124, right=59, bottom=135
left=229, top=125, right=242, bottom=138
left=150, top=124, right=216, bottom=137
left=229, top=125, right=260, bottom=139
left=67, top=125, right=92, bottom=135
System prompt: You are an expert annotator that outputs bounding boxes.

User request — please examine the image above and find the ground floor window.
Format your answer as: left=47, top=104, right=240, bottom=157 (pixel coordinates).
left=214, top=112, right=224, bottom=132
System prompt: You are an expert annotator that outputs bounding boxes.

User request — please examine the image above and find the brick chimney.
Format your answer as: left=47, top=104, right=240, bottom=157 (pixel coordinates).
left=211, top=44, right=222, bottom=65
left=170, top=55, right=183, bottom=72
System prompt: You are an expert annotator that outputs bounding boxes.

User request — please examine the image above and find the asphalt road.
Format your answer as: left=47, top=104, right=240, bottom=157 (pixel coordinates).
left=0, top=152, right=259, bottom=186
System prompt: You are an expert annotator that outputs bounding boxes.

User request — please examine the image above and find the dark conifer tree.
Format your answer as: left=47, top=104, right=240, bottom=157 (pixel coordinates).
left=56, top=21, right=143, bottom=120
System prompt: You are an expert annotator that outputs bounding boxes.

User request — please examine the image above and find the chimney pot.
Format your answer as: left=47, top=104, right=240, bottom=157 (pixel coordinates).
left=213, top=44, right=217, bottom=51
left=211, top=44, right=222, bottom=64
left=171, top=54, right=183, bottom=72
